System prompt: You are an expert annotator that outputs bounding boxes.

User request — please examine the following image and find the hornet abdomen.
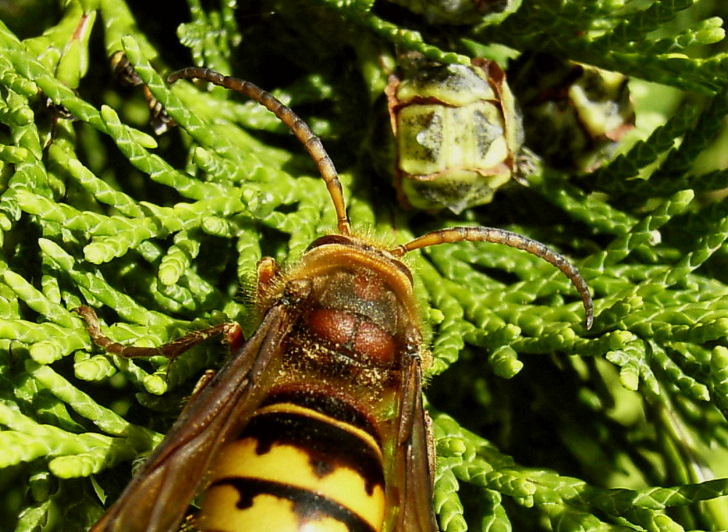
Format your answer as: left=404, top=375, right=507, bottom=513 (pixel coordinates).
left=197, top=391, right=386, bottom=532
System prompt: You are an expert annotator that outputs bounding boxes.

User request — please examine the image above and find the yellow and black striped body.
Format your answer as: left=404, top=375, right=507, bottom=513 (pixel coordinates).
left=197, top=391, right=386, bottom=531
left=195, top=257, right=419, bottom=531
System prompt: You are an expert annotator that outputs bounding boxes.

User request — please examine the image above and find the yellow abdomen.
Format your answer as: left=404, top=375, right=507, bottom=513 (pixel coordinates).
left=197, top=399, right=386, bottom=531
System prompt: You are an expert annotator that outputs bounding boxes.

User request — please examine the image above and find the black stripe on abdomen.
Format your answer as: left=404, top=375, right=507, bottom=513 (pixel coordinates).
left=216, top=477, right=377, bottom=532
left=243, top=406, right=384, bottom=495
left=260, top=390, right=381, bottom=445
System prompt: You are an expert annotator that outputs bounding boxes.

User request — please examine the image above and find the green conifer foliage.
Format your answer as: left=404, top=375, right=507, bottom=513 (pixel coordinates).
left=1, top=0, right=728, bottom=530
